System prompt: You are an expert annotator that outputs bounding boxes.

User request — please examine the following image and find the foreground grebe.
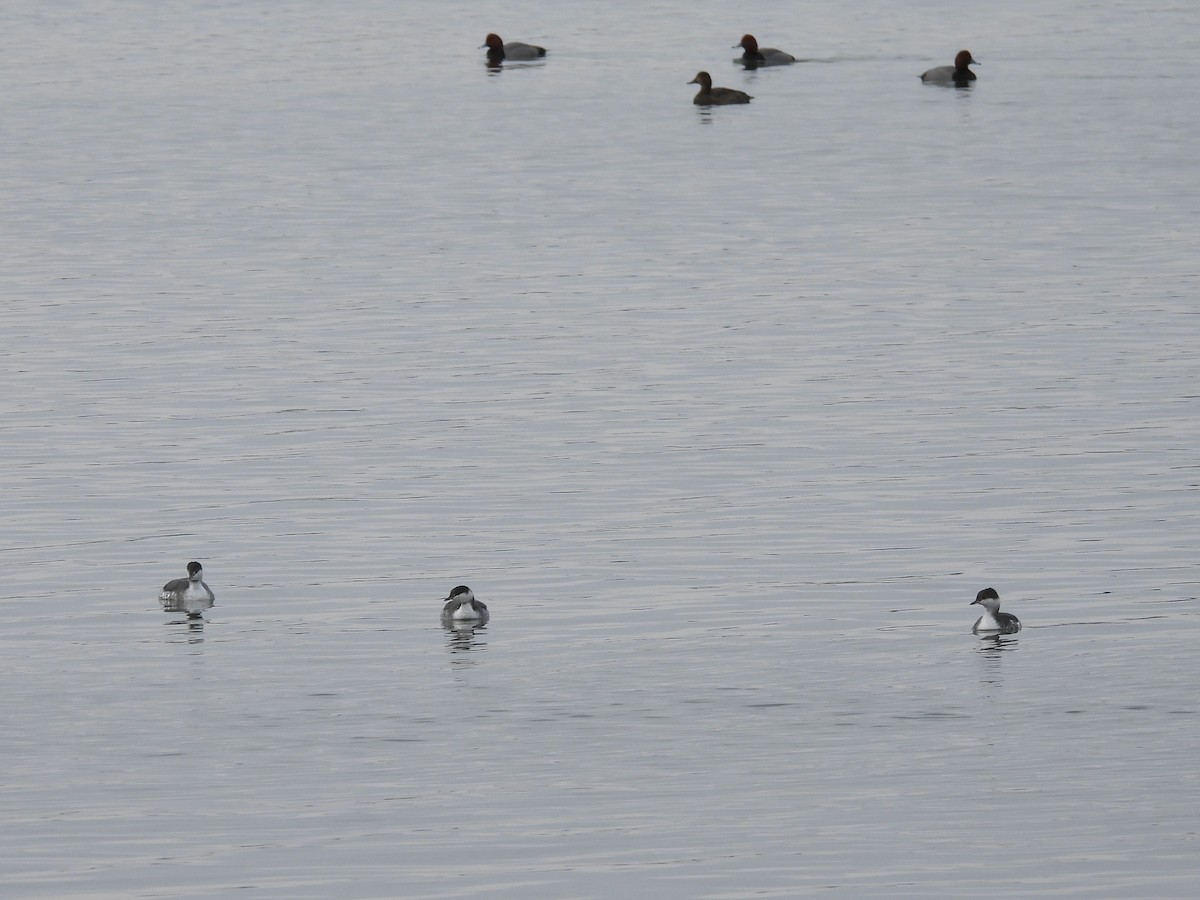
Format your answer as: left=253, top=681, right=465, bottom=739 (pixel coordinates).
left=159, top=561, right=215, bottom=618
left=441, top=585, right=489, bottom=623
left=921, top=50, right=979, bottom=87
left=970, top=587, right=1020, bottom=634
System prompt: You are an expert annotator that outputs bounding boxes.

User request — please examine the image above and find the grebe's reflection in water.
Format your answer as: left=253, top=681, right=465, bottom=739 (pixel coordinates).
left=975, top=632, right=1020, bottom=653
left=443, top=620, right=487, bottom=655
left=163, top=615, right=208, bottom=646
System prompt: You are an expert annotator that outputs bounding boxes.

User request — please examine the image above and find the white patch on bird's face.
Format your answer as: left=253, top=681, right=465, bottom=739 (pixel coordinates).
left=973, top=593, right=1000, bottom=613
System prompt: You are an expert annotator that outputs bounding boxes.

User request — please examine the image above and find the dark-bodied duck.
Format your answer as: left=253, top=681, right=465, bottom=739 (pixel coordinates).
left=921, top=50, right=979, bottom=86
left=482, top=33, right=547, bottom=64
left=688, top=71, right=752, bottom=106
left=734, top=34, right=796, bottom=68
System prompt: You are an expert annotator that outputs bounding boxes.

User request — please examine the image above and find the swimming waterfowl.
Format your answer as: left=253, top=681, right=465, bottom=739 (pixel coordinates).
left=159, top=561, right=215, bottom=618
left=482, top=33, right=547, bottom=64
left=688, top=71, right=752, bottom=106
left=970, top=587, right=1021, bottom=634
left=921, top=50, right=979, bottom=86
left=441, top=585, right=489, bottom=623
left=734, top=34, right=796, bottom=68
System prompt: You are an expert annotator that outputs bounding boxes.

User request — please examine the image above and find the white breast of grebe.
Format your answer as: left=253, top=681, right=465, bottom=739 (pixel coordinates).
left=452, top=601, right=484, bottom=621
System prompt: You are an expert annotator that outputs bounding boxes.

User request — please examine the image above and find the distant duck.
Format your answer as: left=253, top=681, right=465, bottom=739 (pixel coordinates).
left=734, top=34, right=796, bottom=68
left=482, top=33, right=547, bottom=64
left=441, top=585, right=489, bottom=623
left=159, top=561, right=215, bottom=618
left=970, top=587, right=1020, bottom=634
left=921, top=50, right=979, bottom=87
left=688, top=71, right=752, bottom=106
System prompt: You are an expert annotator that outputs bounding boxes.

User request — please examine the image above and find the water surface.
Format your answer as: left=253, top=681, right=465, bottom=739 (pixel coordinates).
left=2, top=1, right=1198, bottom=896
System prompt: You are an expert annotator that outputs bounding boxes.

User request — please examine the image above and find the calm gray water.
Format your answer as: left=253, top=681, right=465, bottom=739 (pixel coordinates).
left=2, top=0, right=1198, bottom=896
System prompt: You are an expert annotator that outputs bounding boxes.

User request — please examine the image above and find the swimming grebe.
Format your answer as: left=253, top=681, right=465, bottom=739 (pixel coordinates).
left=159, top=561, right=215, bottom=618
left=970, top=587, right=1020, bottom=634
left=441, top=585, right=489, bottom=623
